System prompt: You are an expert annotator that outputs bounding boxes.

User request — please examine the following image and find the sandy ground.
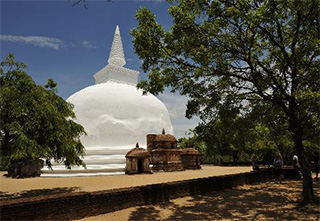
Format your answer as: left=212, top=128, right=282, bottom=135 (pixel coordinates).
left=0, top=165, right=251, bottom=199
left=1, top=166, right=319, bottom=220
left=78, top=180, right=320, bottom=221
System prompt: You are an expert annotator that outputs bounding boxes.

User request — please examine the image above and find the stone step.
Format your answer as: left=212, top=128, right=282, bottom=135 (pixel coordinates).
left=41, top=171, right=125, bottom=177
left=84, top=146, right=140, bottom=155
left=42, top=163, right=126, bottom=171
left=40, top=146, right=144, bottom=177
left=47, top=155, right=126, bottom=166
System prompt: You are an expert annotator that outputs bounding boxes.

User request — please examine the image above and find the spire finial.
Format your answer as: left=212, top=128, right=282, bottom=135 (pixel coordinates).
left=162, top=128, right=165, bottom=135
left=108, top=25, right=126, bottom=67
left=136, top=142, right=139, bottom=148
left=115, top=25, right=120, bottom=35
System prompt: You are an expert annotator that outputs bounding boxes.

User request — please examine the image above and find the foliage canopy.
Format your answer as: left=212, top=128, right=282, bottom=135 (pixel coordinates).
left=132, top=0, right=319, bottom=203
left=0, top=54, right=86, bottom=169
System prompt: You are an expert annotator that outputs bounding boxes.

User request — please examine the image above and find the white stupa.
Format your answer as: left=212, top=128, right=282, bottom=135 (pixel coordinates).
left=41, top=26, right=173, bottom=176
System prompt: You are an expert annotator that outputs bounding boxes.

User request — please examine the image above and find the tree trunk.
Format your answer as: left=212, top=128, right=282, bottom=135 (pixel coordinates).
left=2, top=130, right=10, bottom=151
left=232, top=151, right=239, bottom=166
left=289, top=119, right=315, bottom=204
left=299, top=155, right=315, bottom=204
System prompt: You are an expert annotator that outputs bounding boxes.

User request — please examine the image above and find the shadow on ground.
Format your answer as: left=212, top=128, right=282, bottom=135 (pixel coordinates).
left=128, top=180, right=320, bottom=220
left=0, top=187, right=80, bottom=201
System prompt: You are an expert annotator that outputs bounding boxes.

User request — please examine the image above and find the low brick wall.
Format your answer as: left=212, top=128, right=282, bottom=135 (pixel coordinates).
left=0, top=168, right=300, bottom=220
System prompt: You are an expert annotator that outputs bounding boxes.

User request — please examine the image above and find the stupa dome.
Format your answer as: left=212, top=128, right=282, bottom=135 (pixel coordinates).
left=42, top=25, right=173, bottom=176
left=67, top=82, right=173, bottom=148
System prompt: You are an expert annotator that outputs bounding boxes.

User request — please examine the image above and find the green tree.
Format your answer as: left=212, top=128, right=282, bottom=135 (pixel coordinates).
left=248, top=102, right=295, bottom=164
left=132, top=0, right=319, bottom=203
left=196, top=104, right=255, bottom=164
left=178, top=132, right=215, bottom=164
left=247, top=123, right=279, bottom=164
left=0, top=54, right=86, bottom=171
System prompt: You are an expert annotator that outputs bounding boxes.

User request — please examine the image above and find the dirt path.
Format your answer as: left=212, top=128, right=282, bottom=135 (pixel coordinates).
left=78, top=180, right=320, bottom=220
left=0, top=165, right=251, bottom=199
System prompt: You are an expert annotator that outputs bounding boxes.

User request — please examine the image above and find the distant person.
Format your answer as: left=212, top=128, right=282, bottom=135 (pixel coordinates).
left=292, top=154, right=299, bottom=169
left=46, top=158, right=53, bottom=171
left=251, top=154, right=259, bottom=171
left=273, top=154, right=283, bottom=183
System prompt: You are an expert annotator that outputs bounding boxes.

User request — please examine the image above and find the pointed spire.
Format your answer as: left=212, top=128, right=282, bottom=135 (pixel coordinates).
left=93, top=25, right=139, bottom=85
left=115, top=25, right=120, bottom=35
left=108, top=25, right=126, bottom=67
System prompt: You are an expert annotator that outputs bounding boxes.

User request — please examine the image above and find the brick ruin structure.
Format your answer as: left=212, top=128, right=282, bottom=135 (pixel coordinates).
left=125, top=130, right=202, bottom=174
left=181, top=148, right=201, bottom=169
left=125, top=143, right=151, bottom=174
left=147, top=129, right=184, bottom=172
